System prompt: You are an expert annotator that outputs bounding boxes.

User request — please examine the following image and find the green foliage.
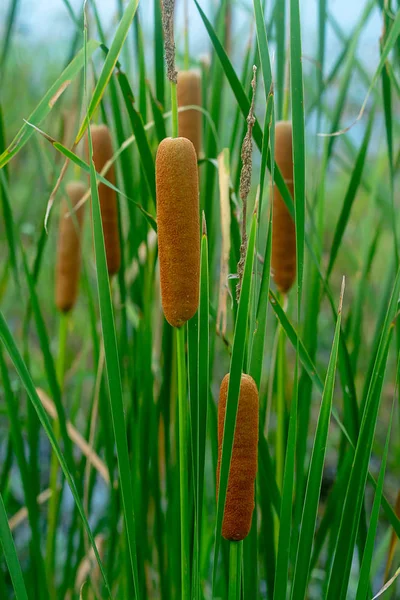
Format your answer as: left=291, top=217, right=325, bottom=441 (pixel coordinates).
left=0, top=1, right=399, bottom=598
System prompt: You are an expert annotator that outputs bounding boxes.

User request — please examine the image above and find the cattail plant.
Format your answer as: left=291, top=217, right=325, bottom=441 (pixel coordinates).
left=217, top=373, right=259, bottom=541
left=177, top=70, right=202, bottom=156
left=55, top=181, right=86, bottom=312
left=271, top=120, right=296, bottom=294
left=155, top=136, right=200, bottom=328
left=88, top=124, right=121, bottom=276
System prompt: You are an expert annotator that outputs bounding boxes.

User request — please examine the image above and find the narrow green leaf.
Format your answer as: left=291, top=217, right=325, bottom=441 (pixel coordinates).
left=291, top=281, right=345, bottom=599
left=355, top=400, right=394, bottom=600
left=194, top=0, right=293, bottom=215
left=116, top=70, right=156, bottom=208
left=50, top=140, right=157, bottom=230
left=326, top=266, right=400, bottom=599
left=327, top=107, right=375, bottom=278
left=75, top=0, right=140, bottom=142
left=0, top=40, right=99, bottom=168
left=213, top=212, right=257, bottom=596
left=0, top=312, right=111, bottom=595
left=273, top=362, right=298, bottom=599
left=289, top=0, right=306, bottom=309
left=87, top=120, right=140, bottom=596
left=0, top=491, right=28, bottom=600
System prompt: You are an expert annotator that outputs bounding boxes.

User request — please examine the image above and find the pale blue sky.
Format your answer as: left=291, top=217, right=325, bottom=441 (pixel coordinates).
left=0, top=0, right=382, bottom=74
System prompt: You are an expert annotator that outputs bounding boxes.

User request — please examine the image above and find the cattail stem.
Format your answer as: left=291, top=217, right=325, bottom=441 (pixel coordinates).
left=46, top=312, right=68, bottom=592
left=56, top=312, right=68, bottom=388
left=183, top=0, right=189, bottom=70
left=276, top=319, right=286, bottom=493
left=228, top=541, right=242, bottom=600
left=176, top=325, right=190, bottom=598
left=171, top=82, right=178, bottom=138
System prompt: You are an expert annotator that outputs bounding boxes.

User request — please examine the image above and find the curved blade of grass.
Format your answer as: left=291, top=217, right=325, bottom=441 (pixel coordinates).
left=0, top=312, right=111, bottom=595
left=326, top=266, right=400, bottom=599
left=356, top=399, right=394, bottom=600
left=253, top=0, right=273, bottom=99
left=291, top=280, right=345, bottom=599
left=275, top=0, right=286, bottom=119
left=153, top=0, right=164, bottom=106
left=75, top=0, right=140, bottom=142
left=194, top=0, right=293, bottom=215
left=0, top=40, right=99, bottom=169
left=87, top=120, right=140, bottom=595
left=147, top=82, right=167, bottom=142
left=356, top=9, right=400, bottom=125
left=0, top=0, right=20, bottom=71
left=327, top=107, right=375, bottom=278
left=49, top=140, right=157, bottom=230
left=0, top=490, right=28, bottom=600
left=0, top=116, right=19, bottom=288
left=268, top=288, right=398, bottom=534
left=0, top=346, right=48, bottom=599
left=198, top=224, right=210, bottom=553
left=290, top=0, right=306, bottom=309
left=212, top=211, right=257, bottom=596
left=249, top=96, right=274, bottom=388
left=116, top=70, right=156, bottom=208
left=0, top=171, right=76, bottom=474
left=269, top=289, right=324, bottom=393
left=380, top=11, right=398, bottom=264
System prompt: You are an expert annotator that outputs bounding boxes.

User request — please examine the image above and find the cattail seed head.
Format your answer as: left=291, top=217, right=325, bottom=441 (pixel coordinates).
left=88, top=124, right=121, bottom=276
left=271, top=120, right=296, bottom=294
left=217, top=373, right=259, bottom=541
left=55, top=181, right=86, bottom=312
left=156, top=137, right=200, bottom=328
left=177, top=70, right=202, bottom=157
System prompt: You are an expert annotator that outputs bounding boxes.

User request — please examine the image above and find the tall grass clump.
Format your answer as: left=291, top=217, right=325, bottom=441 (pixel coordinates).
left=0, top=0, right=399, bottom=599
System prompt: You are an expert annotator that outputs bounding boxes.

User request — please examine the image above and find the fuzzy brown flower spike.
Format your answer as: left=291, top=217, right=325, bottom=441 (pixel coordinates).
left=271, top=121, right=296, bottom=294
left=55, top=182, right=85, bottom=312
left=217, top=373, right=259, bottom=541
left=87, top=124, right=121, bottom=276
left=156, top=137, right=200, bottom=328
left=177, top=70, right=202, bottom=157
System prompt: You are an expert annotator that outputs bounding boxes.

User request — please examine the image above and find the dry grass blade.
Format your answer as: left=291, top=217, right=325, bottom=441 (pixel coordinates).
left=217, top=149, right=231, bottom=337
left=75, top=534, right=106, bottom=597
left=36, top=388, right=110, bottom=484
left=384, top=490, right=400, bottom=581
left=372, top=566, right=400, bottom=599
left=9, top=488, right=52, bottom=532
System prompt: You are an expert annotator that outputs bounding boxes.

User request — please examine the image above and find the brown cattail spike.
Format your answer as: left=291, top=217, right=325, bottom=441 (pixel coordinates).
left=156, top=137, right=200, bottom=328
left=55, top=182, right=86, bottom=312
left=89, top=124, right=121, bottom=276
left=271, top=120, right=296, bottom=294
left=177, top=70, right=202, bottom=157
left=217, top=373, right=259, bottom=541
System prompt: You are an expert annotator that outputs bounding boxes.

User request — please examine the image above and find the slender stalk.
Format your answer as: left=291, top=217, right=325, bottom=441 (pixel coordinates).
left=171, top=81, right=178, bottom=138
left=184, top=0, right=190, bottom=70
left=276, top=320, right=286, bottom=492
left=229, top=542, right=242, bottom=600
left=45, top=311, right=68, bottom=593
left=176, top=325, right=190, bottom=598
